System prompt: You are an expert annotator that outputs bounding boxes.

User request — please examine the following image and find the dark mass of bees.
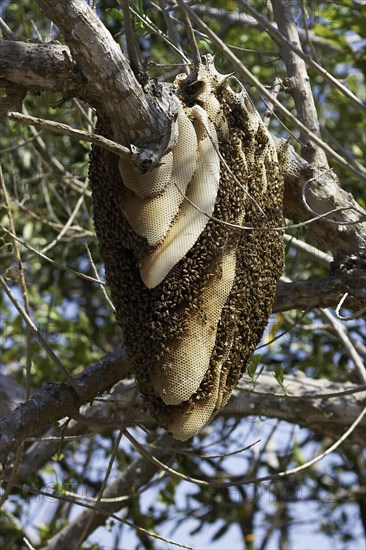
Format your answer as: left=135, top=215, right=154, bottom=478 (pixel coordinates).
left=89, top=57, right=284, bottom=440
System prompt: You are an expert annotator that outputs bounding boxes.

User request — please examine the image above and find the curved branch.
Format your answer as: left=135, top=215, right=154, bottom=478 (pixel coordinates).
left=1, top=350, right=365, bottom=472
left=34, top=0, right=178, bottom=168
left=224, top=373, right=366, bottom=446
left=274, top=268, right=366, bottom=315
left=277, top=140, right=366, bottom=260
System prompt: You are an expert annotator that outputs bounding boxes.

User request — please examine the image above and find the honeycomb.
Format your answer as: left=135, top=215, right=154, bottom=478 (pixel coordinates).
left=119, top=107, right=198, bottom=246
left=140, top=104, right=220, bottom=288
left=89, top=56, right=284, bottom=441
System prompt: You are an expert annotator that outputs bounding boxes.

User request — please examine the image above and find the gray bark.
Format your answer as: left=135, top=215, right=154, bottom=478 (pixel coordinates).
left=0, top=349, right=130, bottom=463
left=33, top=0, right=179, bottom=170
left=1, top=354, right=365, bottom=470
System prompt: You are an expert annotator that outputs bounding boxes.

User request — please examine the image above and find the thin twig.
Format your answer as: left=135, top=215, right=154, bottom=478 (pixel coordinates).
left=2, top=480, right=192, bottom=549
left=130, top=6, right=190, bottom=65
left=0, top=166, right=32, bottom=397
left=175, top=179, right=362, bottom=232
left=239, top=379, right=366, bottom=400
left=21, top=105, right=89, bottom=195
left=299, top=0, right=320, bottom=63
left=77, top=387, right=139, bottom=545
left=124, top=401, right=366, bottom=487
left=181, top=4, right=366, bottom=183
left=76, top=429, right=125, bottom=545
left=8, top=112, right=131, bottom=159
left=318, top=308, right=366, bottom=384
left=240, top=0, right=365, bottom=113
left=1, top=226, right=104, bottom=285
left=41, top=182, right=88, bottom=254
left=0, top=16, right=18, bottom=39
left=85, top=244, right=115, bottom=311
left=336, top=293, right=366, bottom=321
left=158, top=0, right=188, bottom=74
left=0, top=275, right=84, bottom=398
left=176, top=0, right=201, bottom=70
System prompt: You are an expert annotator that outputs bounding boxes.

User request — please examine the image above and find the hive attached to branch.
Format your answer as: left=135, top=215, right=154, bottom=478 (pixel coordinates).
left=89, top=56, right=284, bottom=441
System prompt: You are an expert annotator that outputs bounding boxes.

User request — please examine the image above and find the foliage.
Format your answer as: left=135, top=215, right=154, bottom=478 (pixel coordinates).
left=0, top=1, right=365, bottom=549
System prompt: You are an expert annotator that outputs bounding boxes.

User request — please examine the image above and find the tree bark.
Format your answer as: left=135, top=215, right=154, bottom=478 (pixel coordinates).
left=0, top=348, right=130, bottom=463
left=0, top=41, right=96, bottom=101
left=225, top=373, right=366, bottom=446
left=1, top=352, right=365, bottom=468
left=33, top=0, right=178, bottom=170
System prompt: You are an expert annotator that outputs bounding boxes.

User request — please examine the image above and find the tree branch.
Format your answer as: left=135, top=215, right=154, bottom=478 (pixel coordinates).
left=0, top=40, right=97, bottom=100
left=241, top=0, right=365, bottom=114
left=1, top=36, right=365, bottom=264
left=268, top=0, right=365, bottom=263
left=280, top=139, right=366, bottom=260
left=182, top=2, right=366, bottom=183
left=1, top=349, right=365, bottom=470
left=273, top=269, right=366, bottom=315
left=7, top=111, right=131, bottom=158
left=34, top=0, right=178, bottom=169
left=0, top=348, right=131, bottom=464
left=270, top=0, right=327, bottom=166
left=225, top=373, right=366, bottom=446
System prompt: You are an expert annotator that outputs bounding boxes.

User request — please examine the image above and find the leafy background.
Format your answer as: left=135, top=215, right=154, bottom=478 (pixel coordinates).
left=0, top=1, right=365, bottom=548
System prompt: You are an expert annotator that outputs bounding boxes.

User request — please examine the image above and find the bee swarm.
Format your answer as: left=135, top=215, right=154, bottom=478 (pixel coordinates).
left=89, top=57, right=284, bottom=440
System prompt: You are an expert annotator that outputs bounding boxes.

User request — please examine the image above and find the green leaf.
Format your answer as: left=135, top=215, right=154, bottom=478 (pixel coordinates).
left=273, top=364, right=287, bottom=394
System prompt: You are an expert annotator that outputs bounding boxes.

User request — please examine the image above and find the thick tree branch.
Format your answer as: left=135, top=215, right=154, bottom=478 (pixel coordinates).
left=280, top=141, right=366, bottom=260
left=1, top=41, right=365, bottom=264
left=0, top=40, right=96, bottom=101
left=181, top=3, right=366, bottom=272
left=34, top=0, right=178, bottom=169
left=270, top=0, right=327, bottom=166
left=225, top=373, right=366, bottom=446
left=0, top=348, right=131, bottom=464
left=183, top=2, right=366, bottom=183
left=12, top=381, right=150, bottom=482
left=269, top=0, right=366, bottom=263
left=274, top=268, right=366, bottom=315
left=1, top=350, right=365, bottom=470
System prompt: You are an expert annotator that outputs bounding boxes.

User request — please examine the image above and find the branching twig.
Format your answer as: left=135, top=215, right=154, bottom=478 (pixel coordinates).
left=241, top=0, right=365, bottom=113
left=124, top=401, right=366, bottom=486
left=0, top=349, right=131, bottom=463
left=181, top=3, right=366, bottom=183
